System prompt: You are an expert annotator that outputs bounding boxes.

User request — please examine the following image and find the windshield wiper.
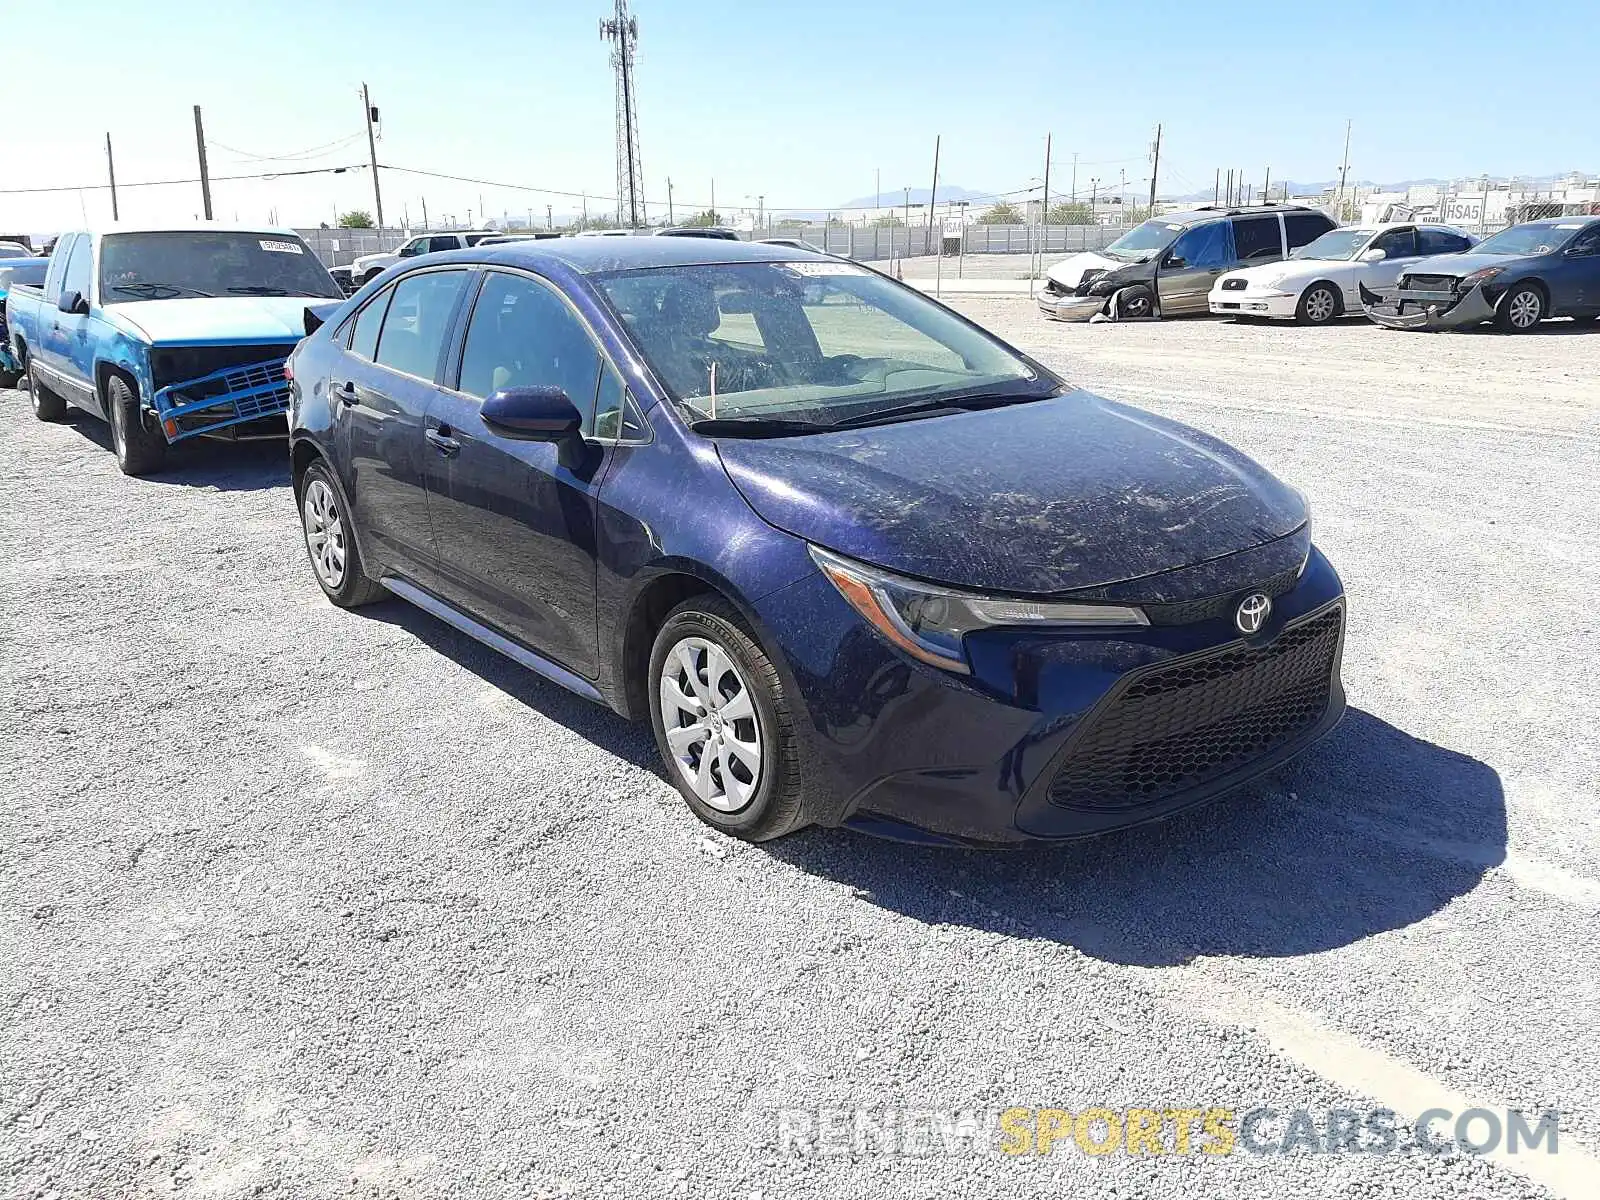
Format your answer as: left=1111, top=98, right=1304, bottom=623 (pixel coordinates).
left=108, top=282, right=216, bottom=298
left=226, top=285, right=291, bottom=295
left=829, top=390, right=1049, bottom=430
left=688, top=417, right=835, bottom=438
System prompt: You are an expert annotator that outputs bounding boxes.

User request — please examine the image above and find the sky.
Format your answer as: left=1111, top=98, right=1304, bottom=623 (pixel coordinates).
left=4, top=0, right=1597, bottom=236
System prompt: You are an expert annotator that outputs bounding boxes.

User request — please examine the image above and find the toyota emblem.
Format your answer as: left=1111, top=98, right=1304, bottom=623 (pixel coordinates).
left=1236, top=593, right=1271, bottom=634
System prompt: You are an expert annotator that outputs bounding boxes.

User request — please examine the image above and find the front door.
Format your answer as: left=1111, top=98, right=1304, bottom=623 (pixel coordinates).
left=335, top=267, right=471, bottom=580
left=43, top=234, right=97, bottom=407
left=420, top=269, right=611, bottom=678
left=1547, top=223, right=1600, bottom=312
left=1156, top=221, right=1235, bottom=314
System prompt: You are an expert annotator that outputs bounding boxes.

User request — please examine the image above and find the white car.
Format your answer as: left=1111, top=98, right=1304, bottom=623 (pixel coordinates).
left=1209, top=223, right=1476, bottom=324
left=350, top=230, right=499, bottom=285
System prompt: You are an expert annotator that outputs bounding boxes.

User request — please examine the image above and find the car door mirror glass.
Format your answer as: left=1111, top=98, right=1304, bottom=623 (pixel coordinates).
left=57, top=290, right=87, bottom=315
left=1361, top=249, right=1386, bottom=263
left=1162, top=255, right=1186, bottom=269
left=481, top=386, right=582, bottom=440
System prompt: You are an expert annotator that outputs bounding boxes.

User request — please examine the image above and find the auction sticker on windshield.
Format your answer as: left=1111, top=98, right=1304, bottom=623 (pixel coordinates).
left=782, top=261, right=868, bottom=277
left=260, top=240, right=304, bottom=254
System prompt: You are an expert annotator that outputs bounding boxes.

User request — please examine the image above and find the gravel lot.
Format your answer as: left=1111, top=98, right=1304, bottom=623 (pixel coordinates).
left=4, top=311, right=1598, bottom=1200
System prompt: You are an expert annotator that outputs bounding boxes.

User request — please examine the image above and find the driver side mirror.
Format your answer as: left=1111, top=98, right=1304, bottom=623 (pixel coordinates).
left=397, top=244, right=421, bottom=258
left=1360, top=248, right=1387, bottom=263
left=57, top=290, right=89, bottom=316
left=481, top=386, right=582, bottom=441
left=1161, top=254, right=1186, bottom=270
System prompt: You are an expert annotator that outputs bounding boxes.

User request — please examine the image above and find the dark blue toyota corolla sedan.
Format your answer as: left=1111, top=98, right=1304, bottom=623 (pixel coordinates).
left=286, top=237, right=1345, bottom=844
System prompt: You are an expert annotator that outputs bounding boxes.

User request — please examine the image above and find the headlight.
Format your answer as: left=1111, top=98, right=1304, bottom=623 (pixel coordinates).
left=1457, top=266, right=1504, bottom=289
left=1087, top=276, right=1122, bottom=296
left=810, top=545, right=1147, bottom=674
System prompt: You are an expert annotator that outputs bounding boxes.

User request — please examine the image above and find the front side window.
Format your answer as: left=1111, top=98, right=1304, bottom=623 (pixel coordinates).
left=374, top=270, right=468, bottom=380
left=1231, top=216, right=1283, bottom=262
left=59, top=236, right=91, bottom=303
left=456, top=271, right=602, bottom=413
left=397, top=238, right=427, bottom=258
left=1371, top=228, right=1418, bottom=259
left=43, top=233, right=75, bottom=298
left=98, top=231, right=341, bottom=302
left=593, top=261, right=1049, bottom=429
left=1166, top=222, right=1234, bottom=270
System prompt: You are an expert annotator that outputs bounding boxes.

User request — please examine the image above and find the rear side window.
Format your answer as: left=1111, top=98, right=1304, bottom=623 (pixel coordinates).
left=1417, top=229, right=1472, bottom=255
left=1232, top=216, right=1283, bottom=262
left=455, top=271, right=602, bottom=409
left=374, top=270, right=469, bottom=380
left=463, top=233, right=495, bottom=247
left=1285, top=212, right=1335, bottom=250
left=428, top=235, right=462, bottom=253
left=349, top=288, right=392, bottom=359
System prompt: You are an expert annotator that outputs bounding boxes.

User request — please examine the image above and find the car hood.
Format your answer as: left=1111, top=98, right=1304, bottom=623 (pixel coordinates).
left=715, top=391, right=1307, bottom=595
left=1045, top=251, right=1131, bottom=288
left=1221, top=259, right=1357, bottom=287
left=1402, top=251, right=1521, bottom=279
left=352, top=252, right=397, bottom=268
left=104, top=296, right=328, bottom=345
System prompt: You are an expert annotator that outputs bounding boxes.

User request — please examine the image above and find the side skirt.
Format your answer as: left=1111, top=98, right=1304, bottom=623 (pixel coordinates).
left=379, top=576, right=605, bottom=705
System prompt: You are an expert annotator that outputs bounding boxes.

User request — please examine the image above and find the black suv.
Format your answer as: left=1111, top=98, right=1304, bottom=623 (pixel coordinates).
left=1041, top=204, right=1337, bottom=321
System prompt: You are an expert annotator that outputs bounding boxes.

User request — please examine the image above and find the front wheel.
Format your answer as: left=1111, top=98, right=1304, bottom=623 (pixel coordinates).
left=105, top=374, right=166, bottom=476
left=1115, top=285, right=1154, bottom=320
left=648, top=597, right=806, bottom=841
left=1497, top=282, right=1544, bottom=332
left=1297, top=282, right=1341, bottom=325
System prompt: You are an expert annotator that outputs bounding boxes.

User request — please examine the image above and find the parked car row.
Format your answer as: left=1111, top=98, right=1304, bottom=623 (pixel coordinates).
left=1040, top=204, right=1600, bottom=333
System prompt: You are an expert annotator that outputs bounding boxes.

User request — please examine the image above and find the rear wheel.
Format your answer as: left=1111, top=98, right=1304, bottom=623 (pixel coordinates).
left=648, top=596, right=806, bottom=841
left=1497, top=282, right=1544, bottom=332
left=1297, top=282, right=1341, bottom=325
left=27, top=359, right=68, bottom=422
left=1115, top=285, right=1154, bottom=320
left=298, top=461, right=385, bottom=608
left=105, top=375, right=167, bottom=475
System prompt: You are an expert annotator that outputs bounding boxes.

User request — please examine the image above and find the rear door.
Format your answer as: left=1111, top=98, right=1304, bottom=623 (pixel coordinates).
left=1157, top=221, right=1235, bottom=313
left=333, top=267, right=471, bottom=581
left=1285, top=211, right=1336, bottom=254
left=1230, top=215, right=1286, bottom=269
left=420, top=269, right=615, bottom=677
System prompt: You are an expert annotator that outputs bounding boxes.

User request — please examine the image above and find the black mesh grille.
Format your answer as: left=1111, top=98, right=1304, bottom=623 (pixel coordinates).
left=1047, top=606, right=1342, bottom=811
left=1402, top=274, right=1459, bottom=292
left=1221, top=277, right=1248, bottom=291
left=1141, top=564, right=1303, bottom=627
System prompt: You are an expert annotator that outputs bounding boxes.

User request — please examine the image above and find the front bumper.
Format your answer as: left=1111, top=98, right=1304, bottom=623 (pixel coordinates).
left=755, top=543, right=1347, bottom=843
left=1209, top=290, right=1299, bottom=319
left=1360, top=280, right=1497, bottom=331
left=152, top=357, right=292, bottom=444
left=1038, top=291, right=1111, bottom=322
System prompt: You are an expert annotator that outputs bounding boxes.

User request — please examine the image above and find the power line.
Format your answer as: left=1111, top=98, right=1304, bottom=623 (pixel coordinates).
left=0, top=162, right=366, bottom=196
left=208, top=133, right=365, bottom=164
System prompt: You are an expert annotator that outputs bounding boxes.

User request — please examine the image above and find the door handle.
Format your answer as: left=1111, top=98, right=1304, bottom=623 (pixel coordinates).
left=425, top=426, right=461, bottom=456
left=333, top=381, right=358, bottom=405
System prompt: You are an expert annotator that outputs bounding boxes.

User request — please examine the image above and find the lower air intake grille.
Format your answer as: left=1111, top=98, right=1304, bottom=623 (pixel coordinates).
left=1403, top=274, right=1459, bottom=292
left=1047, top=606, right=1342, bottom=811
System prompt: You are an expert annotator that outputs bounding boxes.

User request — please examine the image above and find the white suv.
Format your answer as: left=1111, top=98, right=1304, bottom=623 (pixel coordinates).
left=350, top=231, right=499, bottom=285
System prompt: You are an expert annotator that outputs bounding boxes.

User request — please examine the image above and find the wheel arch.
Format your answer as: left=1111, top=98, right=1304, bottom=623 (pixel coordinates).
left=1302, top=279, right=1346, bottom=317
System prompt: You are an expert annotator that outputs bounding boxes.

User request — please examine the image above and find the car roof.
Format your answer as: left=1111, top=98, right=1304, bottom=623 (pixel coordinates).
left=1511, top=216, right=1598, bottom=228
left=1159, top=204, right=1324, bottom=226
left=67, top=222, right=309, bottom=237
left=461, top=236, right=827, bottom=274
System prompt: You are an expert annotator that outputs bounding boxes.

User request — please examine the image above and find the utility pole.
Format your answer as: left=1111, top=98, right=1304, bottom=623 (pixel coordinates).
left=1335, top=118, right=1352, bottom=222
left=667, top=177, right=674, bottom=225
left=361, top=83, right=384, bottom=229
left=193, top=105, right=213, bottom=220
left=421, top=196, right=429, bottom=230
left=709, top=178, right=715, bottom=223
left=1263, top=167, right=1271, bottom=203
left=1071, top=151, right=1078, bottom=203
left=1147, top=122, right=1161, bottom=212
left=1226, top=169, right=1234, bottom=207
left=926, top=134, right=941, bottom=256
left=105, top=133, right=119, bottom=221
left=546, top=204, right=553, bottom=230
left=1119, top=168, right=1126, bottom=225
left=875, top=167, right=880, bottom=215
left=1214, top=168, right=1220, bottom=205
left=758, top=195, right=764, bottom=231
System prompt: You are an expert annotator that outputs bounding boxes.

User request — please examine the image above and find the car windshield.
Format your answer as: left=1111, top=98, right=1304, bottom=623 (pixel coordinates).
left=1291, top=229, right=1374, bottom=261
left=1471, top=223, right=1583, bottom=256
left=99, top=232, right=343, bottom=302
left=1101, top=219, right=1184, bottom=260
left=594, top=261, right=1054, bottom=431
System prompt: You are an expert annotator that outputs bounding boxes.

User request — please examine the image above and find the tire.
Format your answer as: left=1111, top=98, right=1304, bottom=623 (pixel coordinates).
left=298, top=460, right=385, bottom=608
left=1115, top=285, right=1154, bottom=320
left=648, top=595, right=806, bottom=842
left=0, top=367, right=19, bottom=390
left=1496, top=282, right=1544, bottom=333
left=27, top=359, right=68, bottom=422
left=1296, top=282, right=1342, bottom=325
left=105, top=374, right=167, bottom=476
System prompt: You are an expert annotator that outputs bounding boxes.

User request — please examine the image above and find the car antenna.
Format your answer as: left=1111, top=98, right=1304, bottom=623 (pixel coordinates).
left=709, top=361, right=718, bottom=419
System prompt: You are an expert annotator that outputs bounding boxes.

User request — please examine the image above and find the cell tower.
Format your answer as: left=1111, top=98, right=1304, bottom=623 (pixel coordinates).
left=601, top=0, right=644, bottom=228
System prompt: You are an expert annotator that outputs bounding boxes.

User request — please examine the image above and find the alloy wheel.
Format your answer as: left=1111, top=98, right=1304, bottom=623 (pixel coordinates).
left=1507, top=288, right=1542, bottom=329
left=109, top=394, right=127, bottom=458
left=1304, top=286, right=1337, bottom=323
left=658, top=636, right=763, bottom=813
left=302, top=478, right=347, bottom=589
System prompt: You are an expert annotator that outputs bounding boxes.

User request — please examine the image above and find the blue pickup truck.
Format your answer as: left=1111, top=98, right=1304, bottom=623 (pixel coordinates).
left=4, top=224, right=345, bottom=475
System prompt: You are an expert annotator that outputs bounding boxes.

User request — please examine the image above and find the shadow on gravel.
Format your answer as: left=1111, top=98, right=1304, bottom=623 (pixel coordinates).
left=354, top=598, right=660, bottom=770
left=64, top=417, right=289, bottom=491
left=770, top=708, right=1506, bottom=966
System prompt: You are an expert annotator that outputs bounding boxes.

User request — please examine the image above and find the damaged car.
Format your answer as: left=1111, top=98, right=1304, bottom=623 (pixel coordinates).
left=1039, top=204, right=1335, bottom=322
left=1361, top=216, right=1600, bottom=332
left=5, top=224, right=344, bottom=475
